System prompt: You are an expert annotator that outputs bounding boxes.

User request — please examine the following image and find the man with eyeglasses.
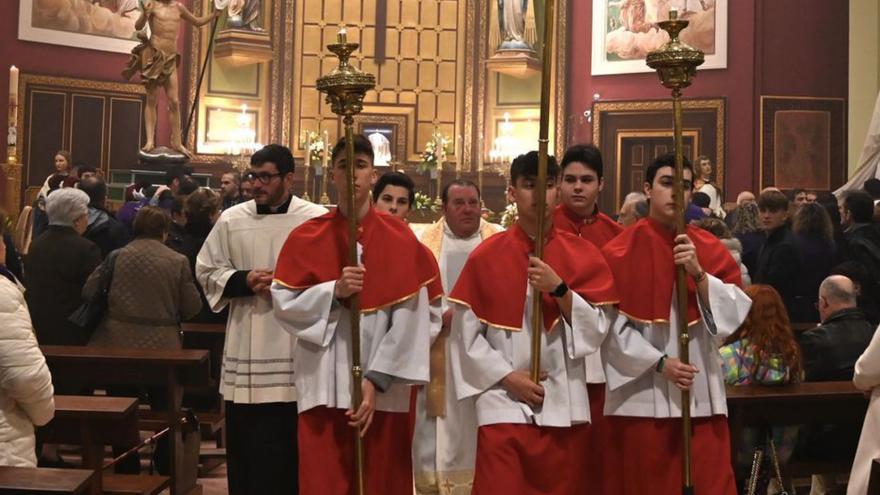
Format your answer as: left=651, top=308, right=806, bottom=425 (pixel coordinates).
left=271, top=134, right=442, bottom=495
left=196, top=144, right=327, bottom=495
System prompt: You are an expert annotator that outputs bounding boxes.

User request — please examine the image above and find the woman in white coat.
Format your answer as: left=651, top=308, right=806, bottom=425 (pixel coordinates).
left=847, top=324, right=880, bottom=495
left=0, top=236, right=55, bottom=467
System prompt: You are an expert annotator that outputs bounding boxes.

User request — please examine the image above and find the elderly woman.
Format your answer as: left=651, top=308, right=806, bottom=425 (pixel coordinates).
left=25, top=188, right=102, bottom=346
left=84, top=206, right=202, bottom=475
left=85, top=206, right=202, bottom=349
left=172, top=188, right=225, bottom=324
left=0, top=232, right=55, bottom=467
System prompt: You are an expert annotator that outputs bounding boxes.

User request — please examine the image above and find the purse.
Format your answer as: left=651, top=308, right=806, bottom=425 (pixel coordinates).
left=68, top=249, right=120, bottom=332
left=747, top=435, right=790, bottom=495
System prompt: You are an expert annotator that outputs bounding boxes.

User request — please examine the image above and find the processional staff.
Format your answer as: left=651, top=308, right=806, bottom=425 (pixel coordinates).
left=316, top=28, right=375, bottom=495
left=529, top=0, right=557, bottom=383
left=645, top=9, right=705, bottom=495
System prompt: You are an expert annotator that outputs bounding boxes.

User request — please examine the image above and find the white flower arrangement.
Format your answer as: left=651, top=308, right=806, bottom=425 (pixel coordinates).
left=304, top=131, right=325, bottom=165
left=417, top=131, right=451, bottom=174
left=413, top=191, right=440, bottom=214
left=500, top=202, right=518, bottom=228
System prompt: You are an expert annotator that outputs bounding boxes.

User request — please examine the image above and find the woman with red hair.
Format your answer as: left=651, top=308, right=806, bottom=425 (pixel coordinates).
left=721, top=284, right=803, bottom=491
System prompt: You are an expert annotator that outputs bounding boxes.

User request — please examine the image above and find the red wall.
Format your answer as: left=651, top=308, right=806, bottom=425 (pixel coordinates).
left=567, top=0, right=848, bottom=201
left=0, top=1, right=190, bottom=163
left=758, top=0, right=849, bottom=98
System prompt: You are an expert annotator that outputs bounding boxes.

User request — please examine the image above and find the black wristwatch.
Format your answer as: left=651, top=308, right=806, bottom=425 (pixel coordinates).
left=550, top=281, right=569, bottom=298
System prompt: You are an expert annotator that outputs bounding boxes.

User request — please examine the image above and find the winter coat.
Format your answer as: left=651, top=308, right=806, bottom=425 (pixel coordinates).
left=0, top=274, right=55, bottom=467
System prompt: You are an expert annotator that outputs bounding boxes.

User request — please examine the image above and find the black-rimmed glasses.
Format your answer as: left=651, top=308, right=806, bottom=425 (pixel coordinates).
left=244, top=171, right=283, bottom=184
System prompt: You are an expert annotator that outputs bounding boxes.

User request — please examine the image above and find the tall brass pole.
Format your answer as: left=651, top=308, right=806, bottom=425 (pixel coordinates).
left=646, top=10, right=704, bottom=495
left=529, top=0, right=556, bottom=384
left=317, top=29, right=376, bottom=495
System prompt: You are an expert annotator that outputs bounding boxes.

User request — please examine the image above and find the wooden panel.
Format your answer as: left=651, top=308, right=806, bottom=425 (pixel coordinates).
left=70, top=95, right=105, bottom=170
left=25, top=91, right=67, bottom=191
left=109, top=98, right=144, bottom=171
left=593, top=99, right=725, bottom=215
left=294, top=0, right=463, bottom=164
left=16, top=75, right=146, bottom=211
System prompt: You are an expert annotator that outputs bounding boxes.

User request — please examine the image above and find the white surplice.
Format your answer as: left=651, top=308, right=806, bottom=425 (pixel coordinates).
left=450, top=286, right=608, bottom=427
left=196, top=198, right=327, bottom=404
left=270, top=254, right=441, bottom=413
left=412, top=221, right=498, bottom=494
left=602, top=274, right=751, bottom=418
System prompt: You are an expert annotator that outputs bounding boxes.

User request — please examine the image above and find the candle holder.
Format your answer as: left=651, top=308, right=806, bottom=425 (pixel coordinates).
left=316, top=28, right=376, bottom=495
left=645, top=9, right=704, bottom=495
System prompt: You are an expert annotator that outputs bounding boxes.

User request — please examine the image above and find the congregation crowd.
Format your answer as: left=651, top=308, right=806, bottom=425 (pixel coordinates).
left=0, top=141, right=878, bottom=495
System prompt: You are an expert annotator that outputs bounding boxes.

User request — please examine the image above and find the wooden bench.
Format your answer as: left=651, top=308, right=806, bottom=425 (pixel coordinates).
left=727, top=382, right=868, bottom=488
left=181, top=323, right=227, bottom=447
left=41, top=346, right=210, bottom=495
left=0, top=466, right=98, bottom=494
left=102, top=473, right=170, bottom=495
left=39, top=395, right=139, bottom=470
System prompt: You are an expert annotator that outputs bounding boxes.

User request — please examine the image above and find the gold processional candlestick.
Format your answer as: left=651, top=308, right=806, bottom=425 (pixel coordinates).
left=645, top=9, right=704, bottom=495
left=529, top=0, right=556, bottom=384
left=316, top=27, right=376, bottom=495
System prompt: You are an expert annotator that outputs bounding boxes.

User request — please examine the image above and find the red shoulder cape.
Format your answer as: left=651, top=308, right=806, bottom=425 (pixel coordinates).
left=449, top=224, right=618, bottom=331
left=553, top=204, right=624, bottom=248
left=601, top=217, right=742, bottom=324
left=274, top=208, right=442, bottom=311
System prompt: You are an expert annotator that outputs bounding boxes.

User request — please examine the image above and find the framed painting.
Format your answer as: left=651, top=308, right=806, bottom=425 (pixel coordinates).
left=591, top=98, right=725, bottom=213
left=18, top=0, right=143, bottom=54
left=353, top=112, right=409, bottom=168
left=760, top=96, right=847, bottom=191
left=591, top=0, right=728, bottom=76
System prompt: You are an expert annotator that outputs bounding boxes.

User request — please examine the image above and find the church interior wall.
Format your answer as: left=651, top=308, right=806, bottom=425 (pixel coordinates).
left=567, top=0, right=849, bottom=204
left=0, top=1, right=856, bottom=215
left=0, top=1, right=184, bottom=170
left=848, top=0, right=880, bottom=175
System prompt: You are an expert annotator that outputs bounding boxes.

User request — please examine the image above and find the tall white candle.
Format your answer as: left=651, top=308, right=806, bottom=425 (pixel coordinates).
left=9, top=66, right=19, bottom=102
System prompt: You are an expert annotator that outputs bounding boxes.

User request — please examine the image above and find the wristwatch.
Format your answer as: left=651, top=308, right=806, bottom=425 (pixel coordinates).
left=550, top=281, right=569, bottom=298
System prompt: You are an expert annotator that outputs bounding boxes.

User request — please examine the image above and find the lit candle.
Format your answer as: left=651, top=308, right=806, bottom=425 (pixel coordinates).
left=337, top=28, right=347, bottom=44
left=305, top=132, right=312, bottom=168
left=323, top=130, right=330, bottom=168
left=455, top=135, right=462, bottom=175
left=9, top=65, right=19, bottom=102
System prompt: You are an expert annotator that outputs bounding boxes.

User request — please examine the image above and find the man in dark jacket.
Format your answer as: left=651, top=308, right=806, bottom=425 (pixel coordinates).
left=796, top=275, right=875, bottom=474
left=838, top=191, right=880, bottom=308
left=753, top=190, right=802, bottom=317
left=799, top=275, right=876, bottom=381
left=79, top=178, right=130, bottom=258
left=25, top=188, right=102, bottom=346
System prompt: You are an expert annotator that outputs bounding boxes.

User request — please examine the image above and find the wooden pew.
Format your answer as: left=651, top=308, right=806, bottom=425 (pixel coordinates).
left=40, top=395, right=139, bottom=470
left=41, top=346, right=210, bottom=495
left=180, top=323, right=226, bottom=445
left=38, top=396, right=170, bottom=495
left=727, top=382, right=868, bottom=488
left=0, top=466, right=98, bottom=494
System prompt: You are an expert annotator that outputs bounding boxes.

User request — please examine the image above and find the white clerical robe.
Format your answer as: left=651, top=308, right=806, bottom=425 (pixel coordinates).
left=196, top=198, right=327, bottom=404
left=450, top=287, right=608, bottom=427
left=270, top=263, right=441, bottom=413
left=602, top=274, right=751, bottom=418
left=413, top=221, right=498, bottom=494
